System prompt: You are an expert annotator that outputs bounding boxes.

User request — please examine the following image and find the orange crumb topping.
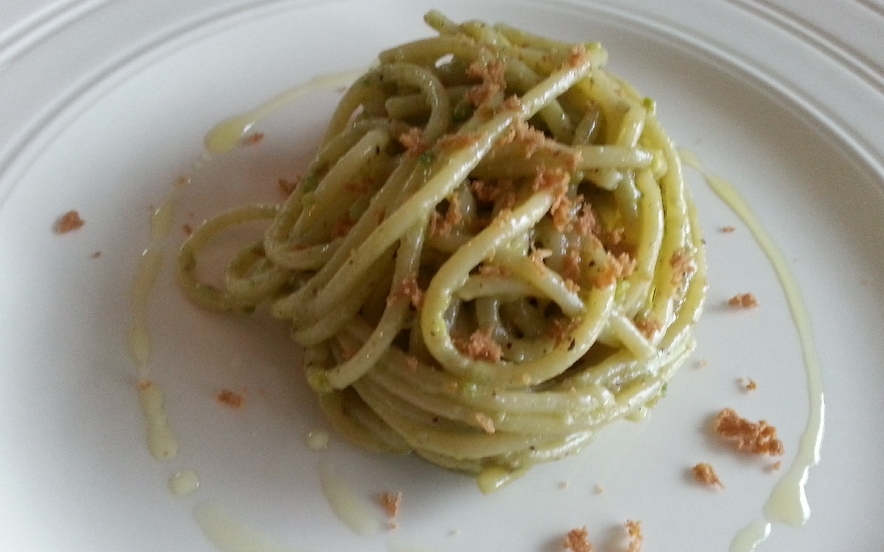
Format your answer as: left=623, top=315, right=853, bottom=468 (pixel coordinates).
left=594, top=252, right=636, bottom=288
left=474, top=413, right=496, bottom=434
left=388, top=273, right=424, bottom=309
left=466, top=60, right=507, bottom=106
left=244, top=132, right=264, bottom=145
left=398, top=127, right=427, bottom=155
left=217, top=389, right=245, bottom=409
left=55, top=210, right=85, bottom=234
left=453, top=328, right=503, bottom=363
left=568, top=45, right=588, bottom=68
left=404, top=355, right=419, bottom=372
left=625, top=520, right=644, bottom=552
left=669, top=248, right=695, bottom=285
left=564, top=527, right=593, bottom=552
left=471, top=178, right=516, bottom=209
left=573, top=203, right=599, bottom=237
left=691, top=462, right=724, bottom=488
left=436, top=132, right=480, bottom=153
left=379, top=491, right=402, bottom=520
left=561, top=246, right=582, bottom=286
left=714, top=408, right=784, bottom=456
left=278, top=177, right=300, bottom=195
left=728, top=293, right=758, bottom=309
left=634, top=317, right=661, bottom=340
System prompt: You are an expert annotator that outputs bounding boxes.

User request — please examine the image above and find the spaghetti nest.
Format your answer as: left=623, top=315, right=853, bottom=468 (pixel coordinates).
left=179, top=11, right=706, bottom=492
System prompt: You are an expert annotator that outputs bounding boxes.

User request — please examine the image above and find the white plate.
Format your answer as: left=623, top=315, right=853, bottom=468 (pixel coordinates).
left=1, top=0, right=883, bottom=550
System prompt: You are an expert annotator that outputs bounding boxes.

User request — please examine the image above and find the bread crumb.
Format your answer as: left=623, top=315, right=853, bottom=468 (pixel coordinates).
left=669, top=248, right=696, bottom=286
left=769, top=461, right=782, bottom=471
left=714, top=408, right=784, bottom=456
left=728, top=293, right=758, bottom=308
left=436, top=132, right=480, bottom=153
left=634, top=317, right=661, bottom=340
left=740, top=378, right=758, bottom=392
left=558, top=480, right=569, bottom=490
left=54, top=210, right=85, bottom=234
left=474, top=413, right=496, bottom=434
left=466, top=60, right=507, bottom=106
left=388, top=273, right=423, bottom=309
left=429, top=191, right=462, bottom=237
left=379, top=491, right=402, bottom=525
left=696, top=358, right=709, bottom=369
left=217, top=389, right=245, bottom=409
left=471, top=178, right=515, bottom=208
left=398, top=127, right=427, bottom=155
left=691, top=463, right=724, bottom=488
left=720, top=226, right=736, bottom=233
left=625, top=520, right=643, bottom=552
left=573, top=203, right=599, bottom=237
left=244, top=132, right=264, bottom=145
left=592, top=484, right=605, bottom=495
left=404, top=355, right=419, bottom=372
left=594, top=252, right=636, bottom=288
left=453, top=328, right=503, bottom=363
left=278, top=177, right=300, bottom=195
left=568, top=45, right=588, bottom=68
left=563, top=526, right=593, bottom=552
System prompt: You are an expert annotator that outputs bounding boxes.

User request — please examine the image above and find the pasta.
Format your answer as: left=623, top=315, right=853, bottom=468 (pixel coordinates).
left=178, top=11, right=706, bottom=492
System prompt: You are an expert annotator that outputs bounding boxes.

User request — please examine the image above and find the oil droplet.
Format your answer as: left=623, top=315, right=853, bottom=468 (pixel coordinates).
left=729, top=519, right=771, bottom=552
left=204, top=69, right=365, bottom=155
left=169, top=469, right=200, bottom=496
left=318, top=461, right=381, bottom=536
left=137, top=380, right=178, bottom=460
left=306, top=429, right=330, bottom=451
left=193, top=501, right=302, bottom=552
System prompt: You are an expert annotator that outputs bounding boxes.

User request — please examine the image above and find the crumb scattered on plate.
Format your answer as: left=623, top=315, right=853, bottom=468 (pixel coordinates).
left=379, top=491, right=402, bottom=529
left=739, top=377, right=758, bottom=391
left=244, top=132, right=264, bottom=145
left=727, top=293, right=758, bottom=308
left=563, top=526, right=593, bottom=552
left=54, top=210, right=85, bottom=234
left=625, top=520, right=643, bottom=552
left=216, top=388, right=245, bottom=409
left=691, top=462, right=724, bottom=488
left=714, top=407, right=784, bottom=456
left=720, top=226, right=736, bottom=233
